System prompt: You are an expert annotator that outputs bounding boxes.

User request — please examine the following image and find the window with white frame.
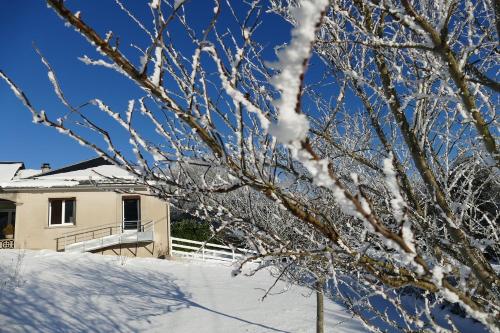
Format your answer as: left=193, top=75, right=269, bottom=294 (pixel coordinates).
left=49, top=198, right=76, bottom=226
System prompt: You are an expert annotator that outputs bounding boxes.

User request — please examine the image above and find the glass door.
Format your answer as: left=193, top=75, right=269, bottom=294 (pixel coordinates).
left=0, top=212, right=8, bottom=238
left=0, top=211, right=14, bottom=239
left=122, top=197, right=140, bottom=231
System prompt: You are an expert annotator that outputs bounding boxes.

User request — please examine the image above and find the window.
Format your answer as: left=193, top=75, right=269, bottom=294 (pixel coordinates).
left=49, top=199, right=76, bottom=226
left=122, top=197, right=140, bottom=230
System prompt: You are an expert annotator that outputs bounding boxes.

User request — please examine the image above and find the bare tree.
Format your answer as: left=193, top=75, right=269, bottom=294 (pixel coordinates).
left=1, top=0, right=498, bottom=331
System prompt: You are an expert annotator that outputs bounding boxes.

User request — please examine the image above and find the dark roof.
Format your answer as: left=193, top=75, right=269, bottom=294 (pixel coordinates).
left=32, top=157, right=112, bottom=177
left=0, top=162, right=25, bottom=166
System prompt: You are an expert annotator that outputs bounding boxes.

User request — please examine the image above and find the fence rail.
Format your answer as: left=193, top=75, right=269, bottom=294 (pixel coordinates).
left=170, top=237, right=257, bottom=262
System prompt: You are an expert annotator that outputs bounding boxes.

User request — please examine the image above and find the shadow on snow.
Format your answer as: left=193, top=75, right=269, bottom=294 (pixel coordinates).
left=0, top=255, right=290, bottom=333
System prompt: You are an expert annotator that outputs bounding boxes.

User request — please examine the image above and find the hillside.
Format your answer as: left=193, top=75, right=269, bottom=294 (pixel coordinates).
left=0, top=250, right=365, bottom=333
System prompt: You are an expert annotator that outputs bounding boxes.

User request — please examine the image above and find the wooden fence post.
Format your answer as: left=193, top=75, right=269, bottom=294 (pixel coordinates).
left=316, top=278, right=324, bottom=333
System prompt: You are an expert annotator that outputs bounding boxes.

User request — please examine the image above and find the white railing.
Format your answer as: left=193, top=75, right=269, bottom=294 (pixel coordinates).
left=170, top=237, right=257, bottom=262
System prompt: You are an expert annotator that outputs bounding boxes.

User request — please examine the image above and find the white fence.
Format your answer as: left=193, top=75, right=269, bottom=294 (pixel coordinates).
left=170, top=237, right=257, bottom=262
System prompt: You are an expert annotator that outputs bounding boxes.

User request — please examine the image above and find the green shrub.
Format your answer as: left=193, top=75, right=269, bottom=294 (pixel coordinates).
left=171, top=219, right=211, bottom=242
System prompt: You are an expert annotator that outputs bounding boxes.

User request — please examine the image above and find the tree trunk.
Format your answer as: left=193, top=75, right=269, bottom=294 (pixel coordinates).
left=316, top=279, right=324, bottom=333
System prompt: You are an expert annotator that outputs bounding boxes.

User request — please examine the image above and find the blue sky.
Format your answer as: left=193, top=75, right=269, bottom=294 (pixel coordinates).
left=1, top=2, right=485, bottom=172
left=0, top=1, right=143, bottom=169
left=0, top=1, right=294, bottom=169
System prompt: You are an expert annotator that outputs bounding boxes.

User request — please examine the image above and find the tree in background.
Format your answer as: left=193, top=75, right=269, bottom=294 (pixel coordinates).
left=1, top=0, right=499, bottom=331
left=170, top=218, right=211, bottom=242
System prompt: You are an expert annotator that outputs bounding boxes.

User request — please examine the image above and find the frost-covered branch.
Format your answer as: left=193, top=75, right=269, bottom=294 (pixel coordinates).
left=1, top=0, right=499, bottom=331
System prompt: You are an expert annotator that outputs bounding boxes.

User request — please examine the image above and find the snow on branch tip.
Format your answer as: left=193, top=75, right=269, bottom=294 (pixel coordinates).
left=268, top=0, right=329, bottom=144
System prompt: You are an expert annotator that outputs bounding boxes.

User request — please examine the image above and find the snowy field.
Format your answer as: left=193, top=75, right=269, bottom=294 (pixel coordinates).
left=0, top=250, right=366, bottom=333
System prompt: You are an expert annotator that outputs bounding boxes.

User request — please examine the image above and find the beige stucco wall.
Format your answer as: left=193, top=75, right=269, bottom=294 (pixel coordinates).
left=4, top=189, right=169, bottom=258
left=0, top=193, right=17, bottom=203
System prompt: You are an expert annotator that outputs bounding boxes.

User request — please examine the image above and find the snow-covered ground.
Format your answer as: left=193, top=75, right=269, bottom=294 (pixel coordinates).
left=0, top=250, right=366, bottom=333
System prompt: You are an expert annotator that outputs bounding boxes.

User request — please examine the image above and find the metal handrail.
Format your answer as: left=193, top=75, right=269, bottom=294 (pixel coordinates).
left=59, top=221, right=121, bottom=236
left=58, top=224, right=120, bottom=239
left=55, top=219, right=152, bottom=251
left=140, top=220, right=155, bottom=231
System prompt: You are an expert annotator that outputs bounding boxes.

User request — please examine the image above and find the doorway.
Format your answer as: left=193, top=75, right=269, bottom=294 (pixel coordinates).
left=0, top=199, right=16, bottom=239
left=122, top=197, right=141, bottom=231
